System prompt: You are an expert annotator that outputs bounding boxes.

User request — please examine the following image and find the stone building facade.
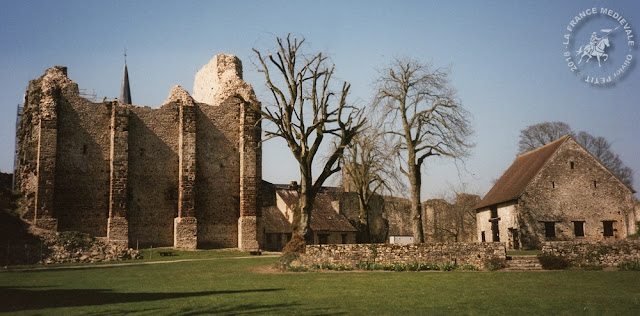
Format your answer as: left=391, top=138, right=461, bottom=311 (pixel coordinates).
left=475, top=135, right=637, bottom=250
left=14, top=55, right=262, bottom=251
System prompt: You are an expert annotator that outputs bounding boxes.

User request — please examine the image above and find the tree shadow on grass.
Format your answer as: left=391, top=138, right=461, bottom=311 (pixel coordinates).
left=177, top=303, right=345, bottom=316
left=0, top=286, right=284, bottom=313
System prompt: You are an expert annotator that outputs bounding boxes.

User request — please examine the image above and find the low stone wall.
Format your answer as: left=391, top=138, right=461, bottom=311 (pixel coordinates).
left=45, top=239, right=142, bottom=264
left=298, top=242, right=506, bottom=268
left=542, top=240, right=640, bottom=266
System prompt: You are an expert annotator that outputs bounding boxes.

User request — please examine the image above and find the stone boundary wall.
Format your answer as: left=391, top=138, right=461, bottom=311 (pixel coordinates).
left=542, top=240, right=640, bottom=266
left=298, top=242, right=506, bottom=268
left=44, top=236, right=142, bottom=265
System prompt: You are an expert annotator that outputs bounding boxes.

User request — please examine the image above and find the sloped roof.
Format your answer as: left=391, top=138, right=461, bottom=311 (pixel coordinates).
left=474, top=135, right=570, bottom=210
left=262, top=206, right=291, bottom=233
left=276, top=189, right=357, bottom=232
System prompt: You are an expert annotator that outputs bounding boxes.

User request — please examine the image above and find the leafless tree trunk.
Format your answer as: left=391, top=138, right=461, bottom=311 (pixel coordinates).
left=374, top=58, right=473, bottom=243
left=341, top=125, right=399, bottom=243
left=249, top=35, right=365, bottom=248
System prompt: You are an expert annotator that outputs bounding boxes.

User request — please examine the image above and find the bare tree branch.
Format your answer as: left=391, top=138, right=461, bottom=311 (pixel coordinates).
left=248, top=34, right=365, bottom=249
left=374, top=57, right=474, bottom=243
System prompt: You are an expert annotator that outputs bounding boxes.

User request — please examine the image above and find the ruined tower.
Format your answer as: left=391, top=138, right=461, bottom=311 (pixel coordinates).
left=15, top=55, right=263, bottom=251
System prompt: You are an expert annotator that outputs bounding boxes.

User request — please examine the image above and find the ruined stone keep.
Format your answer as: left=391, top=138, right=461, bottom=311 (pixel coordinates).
left=14, top=55, right=262, bottom=251
left=475, top=135, right=637, bottom=250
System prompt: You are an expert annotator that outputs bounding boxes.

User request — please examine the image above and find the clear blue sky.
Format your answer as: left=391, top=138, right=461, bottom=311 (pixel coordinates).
left=1, top=0, right=638, bottom=199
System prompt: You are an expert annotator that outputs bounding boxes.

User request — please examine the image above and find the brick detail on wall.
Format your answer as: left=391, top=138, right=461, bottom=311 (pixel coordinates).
left=108, top=103, right=130, bottom=244
left=34, top=85, right=59, bottom=231
left=178, top=101, right=196, bottom=218
left=175, top=92, right=198, bottom=249
left=238, top=99, right=262, bottom=251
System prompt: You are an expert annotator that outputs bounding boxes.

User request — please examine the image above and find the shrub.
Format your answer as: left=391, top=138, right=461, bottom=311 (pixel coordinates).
left=538, top=254, right=570, bottom=270
left=484, top=257, right=507, bottom=271
left=617, top=261, right=640, bottom=271
left=275, top=252, right=300, bottom=271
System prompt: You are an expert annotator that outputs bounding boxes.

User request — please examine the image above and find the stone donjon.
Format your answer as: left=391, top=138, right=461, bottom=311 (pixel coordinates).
left=15, top=55, right=262, bottom=251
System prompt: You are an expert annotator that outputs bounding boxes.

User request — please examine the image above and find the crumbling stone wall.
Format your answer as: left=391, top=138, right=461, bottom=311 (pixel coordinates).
left=14, top=55, right=262, bottom=251
left=298, top=242, right=506, bottom=268
left=542, top=240, right=640, bottom=267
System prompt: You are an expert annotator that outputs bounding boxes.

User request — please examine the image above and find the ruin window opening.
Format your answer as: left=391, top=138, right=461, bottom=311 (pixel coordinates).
left=552, top=181, right=555, bottom=188
left=593, top=180, right=597, bottom=188
left=603, top=221, right=614, bottom=237
left=341, top=234, right=347, bottom=244
left=481, top=231, right=486, bottom=242
left=543, top=221, right=556, bottom=238
left=82, top=144, right=87, bottom=155
left=570, top=161, right=574, bottom=169
left=573, top=221, right=585, bottom=237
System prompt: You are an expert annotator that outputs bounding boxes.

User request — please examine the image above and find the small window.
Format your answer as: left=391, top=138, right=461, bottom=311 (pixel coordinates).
left=573, top=221, right=585, bottom=237
left=603, top=221, right=614, bottom=237
left=318, top=234, right=329, bottom=244
left=570, top=161, right=574, bottom=169
left=544, top=222, right=556, bottom=238
left=593, top=181, right=597, bottom=188
left=341, top=234, right=348, bottom=244
left=552, top=181, right=555, bottom=188
left=481, top=231, right=486, bottom=242
left=490, top=205, right=498, bottom=218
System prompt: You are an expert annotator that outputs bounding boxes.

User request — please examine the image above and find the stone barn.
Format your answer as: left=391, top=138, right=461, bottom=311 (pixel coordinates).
left=475, top=135, right=637, bottom=249
left=14, top=55, right=262, bottom=251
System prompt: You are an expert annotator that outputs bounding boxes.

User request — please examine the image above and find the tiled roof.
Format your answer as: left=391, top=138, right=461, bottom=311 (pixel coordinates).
left=474, top=135, right=570, bottom=210
left=275, top=188, right=357, bottom=232
left=262, top=206, right=291, bottom=233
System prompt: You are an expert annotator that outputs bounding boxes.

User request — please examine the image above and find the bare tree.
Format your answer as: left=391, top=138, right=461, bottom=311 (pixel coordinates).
left=517, top=121, right=571, bottom=154
left=428, top=188, right=480, bottom=243
left=374, top=58, right=473, bottom=243
left=249, top=35, right=365, bottom=249
left=341, top=124, right=399, bottom=243
left=574, top=131, right=634, bottom=188
left=518, top=122, right=633, bottom=188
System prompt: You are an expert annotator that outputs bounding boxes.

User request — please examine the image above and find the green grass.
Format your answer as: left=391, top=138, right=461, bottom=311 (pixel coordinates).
left=1, top=254, right=640, bottom=315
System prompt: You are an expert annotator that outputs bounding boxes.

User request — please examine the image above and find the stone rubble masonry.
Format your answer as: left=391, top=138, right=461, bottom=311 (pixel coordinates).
left=15, top=55, right=263, bottom=251
left=298, top=242, right=506, bottom=268
left=543, top=240, right=640, bottom=267
left=193, top=54, right=248, bottom=106
left=34, top=68, right=66, bottom=231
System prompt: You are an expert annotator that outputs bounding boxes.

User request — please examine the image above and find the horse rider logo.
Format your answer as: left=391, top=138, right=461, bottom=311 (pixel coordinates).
left=576, top=26, right=620, bottom=67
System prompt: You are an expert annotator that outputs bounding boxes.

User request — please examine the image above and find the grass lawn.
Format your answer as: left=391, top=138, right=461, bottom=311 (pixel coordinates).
left=1, top=252, right=639, bottom=315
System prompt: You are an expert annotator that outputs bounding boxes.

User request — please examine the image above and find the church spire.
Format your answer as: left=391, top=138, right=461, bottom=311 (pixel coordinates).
left=120, top=49, right=132, bottom=104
